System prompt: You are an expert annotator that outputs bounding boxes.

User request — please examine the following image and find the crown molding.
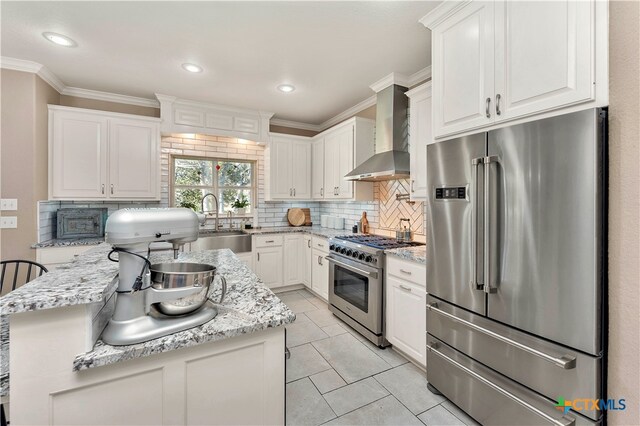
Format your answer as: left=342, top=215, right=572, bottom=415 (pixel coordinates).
left=319, top=95, right=377, bottom=130
left=419, top=0, right=472, bottom=29
left=0, top=56, right=43, bottom=73
left=62, top=86, right=159, bottom=108
left=36, top=67, right=67, bottom=93
left=369, top=72, right=410, bottom=93
left=408, top=65, right=432, bottom=86
left=269, top=118, right=323, bottom=132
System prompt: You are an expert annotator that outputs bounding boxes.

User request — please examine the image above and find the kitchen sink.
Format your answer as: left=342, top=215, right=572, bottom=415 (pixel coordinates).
left=191, top=230, right=252, bottom=253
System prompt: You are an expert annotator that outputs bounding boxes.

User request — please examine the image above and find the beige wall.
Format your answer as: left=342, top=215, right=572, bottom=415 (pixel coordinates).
left=59, top=95, right=160, bottom=117
left=607, top=1, right=640, bottom=424
left=0, top=70, right=60, bottom=262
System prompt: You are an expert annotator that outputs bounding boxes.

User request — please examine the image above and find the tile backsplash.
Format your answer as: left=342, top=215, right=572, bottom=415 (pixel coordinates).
left=37, top=135, right=426, bottom=243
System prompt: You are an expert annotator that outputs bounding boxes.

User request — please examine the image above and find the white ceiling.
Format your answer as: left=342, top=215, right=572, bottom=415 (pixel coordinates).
left=1, top=1, right=436, bottom=125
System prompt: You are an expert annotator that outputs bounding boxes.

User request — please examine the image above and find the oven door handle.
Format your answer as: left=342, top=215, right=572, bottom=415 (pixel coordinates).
left=326, top=257, right=378, bottom=278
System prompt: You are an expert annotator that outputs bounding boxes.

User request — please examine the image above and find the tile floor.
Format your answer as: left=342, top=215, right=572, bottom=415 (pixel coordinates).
left=278, top=289, right=480, bottom=426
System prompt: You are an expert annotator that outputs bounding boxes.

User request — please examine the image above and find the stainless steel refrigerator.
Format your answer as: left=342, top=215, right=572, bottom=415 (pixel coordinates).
left=426, top=108, right=607, bottom=425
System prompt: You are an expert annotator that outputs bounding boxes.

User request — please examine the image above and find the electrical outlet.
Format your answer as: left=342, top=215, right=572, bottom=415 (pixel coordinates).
left=0, top=199, right=17, bottom=211
left=0, top=217, right=17, bottom=229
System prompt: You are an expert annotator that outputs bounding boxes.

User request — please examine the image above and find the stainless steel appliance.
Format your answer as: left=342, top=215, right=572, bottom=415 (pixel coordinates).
left=426, top=108, right=607, bottom=425
left=101, top=208, right=220, bottom=346
left=327, top=234, right=423, bottom=347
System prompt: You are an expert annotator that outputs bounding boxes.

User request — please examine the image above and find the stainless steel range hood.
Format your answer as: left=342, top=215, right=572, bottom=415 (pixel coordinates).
left=345, top=84, right=409, bottom=181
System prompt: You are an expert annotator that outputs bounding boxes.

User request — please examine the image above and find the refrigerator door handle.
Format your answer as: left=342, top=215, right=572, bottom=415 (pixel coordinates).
left=470, top=157, right=484, bottom=291
left=484, top=156, right=499, bottom=294
left=426, top=341, right=576, bottom=426
left=427, top=303, right=577, bottom=369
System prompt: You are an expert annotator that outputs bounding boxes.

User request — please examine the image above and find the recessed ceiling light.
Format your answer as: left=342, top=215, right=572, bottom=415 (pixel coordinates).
left=277, top=84, right=295, bottom=93
left=42, top=32, right=76, bottom=47
left=182, top=63, right=203, bottom=73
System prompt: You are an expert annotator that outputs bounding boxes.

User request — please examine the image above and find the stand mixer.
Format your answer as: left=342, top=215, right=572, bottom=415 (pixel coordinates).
left=101, top=208, right=218, bottom=346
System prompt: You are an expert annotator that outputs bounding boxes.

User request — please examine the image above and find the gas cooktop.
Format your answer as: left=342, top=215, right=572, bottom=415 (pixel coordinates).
left=334, top=234, right=424, bottom=250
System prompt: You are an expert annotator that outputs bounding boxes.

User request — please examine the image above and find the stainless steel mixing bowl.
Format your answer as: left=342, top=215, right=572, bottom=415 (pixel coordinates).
left=150, top=262, right=226, bottom=316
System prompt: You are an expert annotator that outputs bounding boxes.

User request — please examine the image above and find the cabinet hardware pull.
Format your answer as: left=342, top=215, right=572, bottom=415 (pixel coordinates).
left=101, top=184, right=105, bottom=194
left=399, top=284, right=412, bottom=292
left=110, top=184, right=114, bottom=195
left=257, top=253, right=260, bottom=261
left=320, top=187, right=324, bottom=197
left=289, top=188, right=292, bottom=196
left=485, top=97, right=491, bottom=118
left=399, top=269, right=412, bottom=275
left=265, top=240, right=275, bottom=243
left=317, top=243, right=324, bottom=247
left=496, top=94, right=502, bottom=116
left=411, top=180, right=415, bottom=193
left=308, top=240, right=311, bottom=248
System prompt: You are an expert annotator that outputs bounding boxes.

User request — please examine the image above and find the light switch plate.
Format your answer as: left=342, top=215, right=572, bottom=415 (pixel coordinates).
left=0, top=199, right=17, bottom=211
left=0, top=217, right=17, bottom=228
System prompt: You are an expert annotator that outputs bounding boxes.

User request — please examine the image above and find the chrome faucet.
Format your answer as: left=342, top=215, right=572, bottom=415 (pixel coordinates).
left=200, top=193, right=220, bottom=232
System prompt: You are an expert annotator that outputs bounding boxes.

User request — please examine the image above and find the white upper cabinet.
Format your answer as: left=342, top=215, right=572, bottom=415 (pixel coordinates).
left=406, top=82, right=433, bottom=201
left=422, top=0, right=607, bottom=140
left=493, top=0, right=594, bottom=120
left=313, top=117, right=374, bottom=202
left=265, top=134, right=311, bottom=200
left=430, top=1, right=495, bottom=138
left=49, top=106, right=160, bottom=201
left=311, top=139, right=325, bottom=199
left=108, top=118, right=159, bottom=199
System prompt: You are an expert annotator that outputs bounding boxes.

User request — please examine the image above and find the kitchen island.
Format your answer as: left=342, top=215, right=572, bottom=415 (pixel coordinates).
left=0, top=244, right=295, bottom=425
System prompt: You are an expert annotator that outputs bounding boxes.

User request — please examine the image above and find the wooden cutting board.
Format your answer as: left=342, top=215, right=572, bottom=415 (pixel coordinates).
left=302, top=208, right=312, bottom=226
left=287, top=208, right=305, bottom=226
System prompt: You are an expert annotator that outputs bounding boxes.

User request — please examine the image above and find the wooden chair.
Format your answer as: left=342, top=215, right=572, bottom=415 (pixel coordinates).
left=0, top=259, right=48, bottom=426
left=0, top=260, right=48, bottom=294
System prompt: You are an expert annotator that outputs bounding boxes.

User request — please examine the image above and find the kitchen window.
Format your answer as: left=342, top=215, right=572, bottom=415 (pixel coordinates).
left=171, top=157, right=255, bottom=215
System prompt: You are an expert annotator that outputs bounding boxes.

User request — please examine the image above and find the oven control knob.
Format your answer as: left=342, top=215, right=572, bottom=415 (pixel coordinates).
left=351, top=251, right=359, bottom=258
left=364, top=255, right=373, bottom=263
left=358, top=253, right=366, bottom=260
left=339, top=247, right=347, bottom=254
left=329, top=244, right=336, bottom=251
left=345, top=249, right=353, bottom=256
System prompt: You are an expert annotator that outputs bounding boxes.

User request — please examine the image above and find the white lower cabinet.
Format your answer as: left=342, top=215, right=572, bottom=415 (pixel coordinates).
left=36, top=245, right=95, bottom=270
left=311, top=248, right=329, bottom=301
left=254, top=246, right=283, bottom=289
left=302, top=235, right=312, bottom=287
left=235, top=252, right=253, bottom=270
left=284, top=234, right=303, bottom=286
left=385, top=257, right=426, bottom=367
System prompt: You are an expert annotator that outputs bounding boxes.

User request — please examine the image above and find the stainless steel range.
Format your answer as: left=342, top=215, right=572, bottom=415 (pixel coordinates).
left=327, top=234, right=423, bottom=348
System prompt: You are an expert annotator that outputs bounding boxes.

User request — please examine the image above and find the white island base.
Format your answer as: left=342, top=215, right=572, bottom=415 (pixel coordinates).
left=10, top=304, right=285, bottom=425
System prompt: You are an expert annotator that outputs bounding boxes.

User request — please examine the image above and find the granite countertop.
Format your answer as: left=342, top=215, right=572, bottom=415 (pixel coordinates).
left=0, top=244, right=119, bottom=315
left=0, top=317, right=8, bottom=398
left=32, top=237, right=106, bottom=249
left=73, top=248, right=294, bottom=371
left=385, top=246, right=427, bottom=265
left=240, top=225, right=356, bottom=239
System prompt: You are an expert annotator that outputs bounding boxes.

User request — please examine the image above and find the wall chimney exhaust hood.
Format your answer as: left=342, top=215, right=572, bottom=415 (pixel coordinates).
left=345, top=77, right=409, bottom=182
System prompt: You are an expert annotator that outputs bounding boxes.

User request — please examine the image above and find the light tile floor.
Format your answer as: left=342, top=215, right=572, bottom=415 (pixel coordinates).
left=279, top=289, right=480, bottom=426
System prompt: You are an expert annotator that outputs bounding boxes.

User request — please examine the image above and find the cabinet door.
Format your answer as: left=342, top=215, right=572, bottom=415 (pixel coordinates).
left=408, top=85, right=432, bottom=201
left=336, top=126, right=354, bottom=199
left=269, top=137, right=293, bottom=199
left=311, top=249, right=329, bottom=301
left=284, top=235, right=301, bottom=286
left=254, top=247, right=283, bottom=288
left=50, top=111, right=108, bottom=199
left=432, top=1, right=495, bottom=138
left=291, top=141, right=311, bottom=199
left=311, top=139, right=325, bottom=199
left=323, top=136, right=338, bottom=199
left=302, top=236, right=312, bottom=287
left=108, top=118, right=159, bottom=199
left=386, top=276, right=427, bottom=367
left=494, top=0, right=594, bottom=121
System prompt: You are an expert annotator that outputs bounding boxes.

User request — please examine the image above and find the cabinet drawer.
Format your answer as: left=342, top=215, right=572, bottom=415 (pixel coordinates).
left=386, top=256, right=426, bottom=287
left=36, top=245, right=95, bottom=265
left=311, top=236, right=329, bottom=253
left=254, top=235, right=283, bottom=248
